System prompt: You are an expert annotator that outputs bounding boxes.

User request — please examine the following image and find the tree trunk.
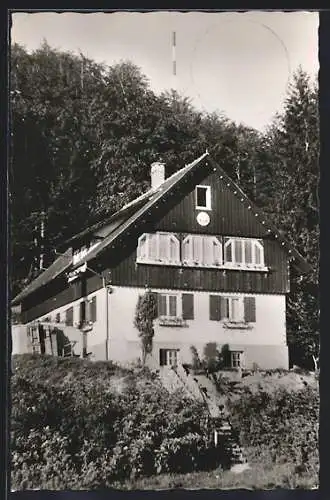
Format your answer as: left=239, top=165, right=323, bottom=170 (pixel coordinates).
left=142, top=346, right=147, bottom=366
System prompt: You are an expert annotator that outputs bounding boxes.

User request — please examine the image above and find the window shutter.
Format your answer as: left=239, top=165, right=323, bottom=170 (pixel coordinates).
left=159, top=348, right=166, bottom=366
left=244, top=297, right=256, bottom=322
left=149, top=292, right=159, bottom=317
left=220, top=297, right=229, bottom=319
left=149, top=234, right=157, bottom=260
left=79, top=301, right=85, bottom=324
left=235, top=239, right=243, bottom=263
left=65, top=307, right=73, bottom=326
left=213, top=238, right=222, bottom=265
left=90, top=296, right=97, bottom=323
left=225, top=239, right=233, bottom=263
left=159, top=233, right=168, bottom=261
left=182, top=236, right=192, bottom=262
left=209, top=295, right=221, bottom=321
left=158, top=294, right=167, bottom=316
left=182, top=293, right=194, bottom=320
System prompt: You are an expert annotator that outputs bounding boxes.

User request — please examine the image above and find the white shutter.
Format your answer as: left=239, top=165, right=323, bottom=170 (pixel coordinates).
left=158, top=233, right=168, bottom=261
left=137, top=234, right=147, bottom=260
left=182, top=235, right=192, bottom=263
left=201, top=236, right=210, bottom=265
left=148, top=234, right=158, bottom=260
left=224, top=238, right=233, bottom=264
left=211, top=237, right=222, bottom=266
left=192, top=235, right=201, bottom=263
left=169, top=234, right=180, bottom=263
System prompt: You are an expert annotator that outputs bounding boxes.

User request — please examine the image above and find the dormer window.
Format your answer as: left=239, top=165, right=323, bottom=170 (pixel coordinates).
left=72, top=239, right=100, bottom=266
left=196, top=185, right=211, bottom=210
left=224, top=237, right=265, bottom=269
left=182, top=235, right=222, bottom=267
left=137, top=232, right=180, bottom=265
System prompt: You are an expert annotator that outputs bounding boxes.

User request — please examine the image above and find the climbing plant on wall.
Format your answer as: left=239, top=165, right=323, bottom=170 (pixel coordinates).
left=134, top=290, right=158, bottom=364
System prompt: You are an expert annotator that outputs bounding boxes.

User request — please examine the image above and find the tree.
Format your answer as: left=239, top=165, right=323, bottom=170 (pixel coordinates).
left=134, top=290, right=158, bottom=365
left=264, top=68, right=319, bottom=369
left=10, top=42, right=107, bottom=294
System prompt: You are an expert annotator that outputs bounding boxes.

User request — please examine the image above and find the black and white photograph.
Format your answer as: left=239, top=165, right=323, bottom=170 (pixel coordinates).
left=10, top=9, right=319, bottom=491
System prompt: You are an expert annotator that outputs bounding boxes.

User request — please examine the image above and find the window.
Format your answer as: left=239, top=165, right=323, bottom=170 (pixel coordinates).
left=209, top=295, right=256, bottom=324
left=159, top=348, right=179, bottom=367
left=137, top=232, right=180, bottom=265
left=72, top=239, right=100, bottom=266
left=231, top=351, right=242, bottom=368
left=182, top=235, right=222, bottom=267
left=218, top=297, right=243, bottom=322
left=154, top=292, right=193, bottom=326
left=158, top=293, right=178, bottom=318
left=55, top=313, right=61, bottom=323
left=196, top=185, right=211, bottom=210
left=224, top=238, right=265, bottom=269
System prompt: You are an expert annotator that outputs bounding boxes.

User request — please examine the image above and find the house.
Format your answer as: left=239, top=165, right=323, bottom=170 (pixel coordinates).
left=11, top=151, right=310, bottom=369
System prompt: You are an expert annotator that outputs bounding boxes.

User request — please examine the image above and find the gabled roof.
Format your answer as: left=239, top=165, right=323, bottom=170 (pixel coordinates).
left=69, top=151, right=211, bottom=267
left=12, top=248, right=73, bottom=306
left=12, top=150, right=311, bottom=306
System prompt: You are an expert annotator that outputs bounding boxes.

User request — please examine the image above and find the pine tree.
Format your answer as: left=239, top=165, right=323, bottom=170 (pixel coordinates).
left=266, top=68, right=319, bottom=369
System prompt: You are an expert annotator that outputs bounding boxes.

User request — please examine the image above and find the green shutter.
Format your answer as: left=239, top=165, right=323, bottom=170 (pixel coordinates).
left=89, top=296, right=97, bottom=323
left=182, top=293, right=194, bottom=320
left=158, top=294, right=167, bottom=316
left=65, top=307, right=73, bottom=326
left=220, top=297, right=229, bottom=319
left=244, top=297, right=256, bottom=322
left=209, top=295, right=221, bottom=321
left=79, top=301, right=85, bottom=325
left=159, top=348, right=166, bottom=366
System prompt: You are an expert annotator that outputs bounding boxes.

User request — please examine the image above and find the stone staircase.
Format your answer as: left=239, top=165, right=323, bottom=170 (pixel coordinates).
left=146, top=356, right=249, bottom=471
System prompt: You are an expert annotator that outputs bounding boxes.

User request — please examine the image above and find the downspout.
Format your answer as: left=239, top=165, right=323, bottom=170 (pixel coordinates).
left=81, top=275, right=88, bottom=358
left=103, top=276, right=110, bottom=361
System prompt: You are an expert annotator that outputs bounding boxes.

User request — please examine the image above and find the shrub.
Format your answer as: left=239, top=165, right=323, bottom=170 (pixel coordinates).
left=201, top=343, right=230, bottom=373
left=11, top=354, right=228, bottom=490
left=190, top=345, right=201, bottom=371
left=228, top=386, right=319, bottom=474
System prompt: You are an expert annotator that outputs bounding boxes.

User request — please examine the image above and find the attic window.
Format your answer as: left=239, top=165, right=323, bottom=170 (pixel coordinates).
left=182, top=235, right=222, bottom=267
left=224, top=237, right=265, bottom=270
left=196, top=185, right=211, bottom=210
left=72, top=239, right=100, bottom=266
left=137, top=232, right=180, bottom=265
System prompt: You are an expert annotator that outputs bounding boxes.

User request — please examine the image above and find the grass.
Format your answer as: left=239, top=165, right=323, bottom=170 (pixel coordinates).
left=113, top=461, right=318, bottom=490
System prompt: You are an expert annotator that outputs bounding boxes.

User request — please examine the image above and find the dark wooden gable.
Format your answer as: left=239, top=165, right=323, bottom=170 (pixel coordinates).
left=156, top=168, right=268, bottom=238
left=20, top=156, right=294, bottom=324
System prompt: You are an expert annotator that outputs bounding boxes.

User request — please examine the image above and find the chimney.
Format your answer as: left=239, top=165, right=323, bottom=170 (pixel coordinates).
left=151, top=161, right=165, bottom=189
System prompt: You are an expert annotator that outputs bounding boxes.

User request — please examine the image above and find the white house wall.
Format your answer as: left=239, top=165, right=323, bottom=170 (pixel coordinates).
left=108, top=286, right=288, bottom=369
left=24, top=285, right=288, bottom=369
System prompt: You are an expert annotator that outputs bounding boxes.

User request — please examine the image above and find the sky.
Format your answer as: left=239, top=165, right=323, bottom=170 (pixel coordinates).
left=11, top=10, right=319, bottom=132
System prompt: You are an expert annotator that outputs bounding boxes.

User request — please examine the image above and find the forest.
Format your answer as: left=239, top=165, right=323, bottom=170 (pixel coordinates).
left=10, top=41, right=319, bottom=369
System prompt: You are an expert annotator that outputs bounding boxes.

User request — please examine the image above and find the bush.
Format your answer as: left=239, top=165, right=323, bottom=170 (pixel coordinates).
left=227, top=386, right=319, bottom=474
left=11, top=354, right=228, bottom=490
